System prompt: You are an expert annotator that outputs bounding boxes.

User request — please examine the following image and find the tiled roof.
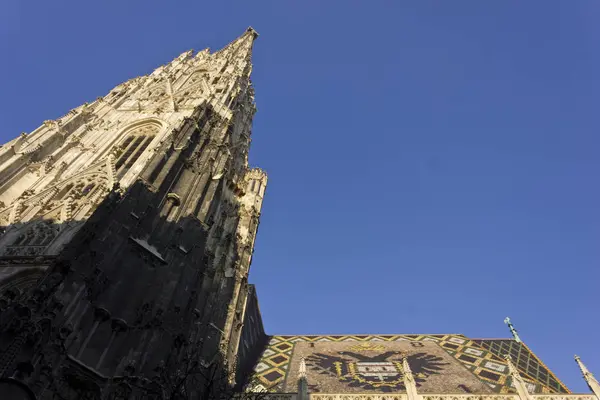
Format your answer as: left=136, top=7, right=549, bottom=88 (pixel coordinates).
left=247, top=334, right=569, bottom=394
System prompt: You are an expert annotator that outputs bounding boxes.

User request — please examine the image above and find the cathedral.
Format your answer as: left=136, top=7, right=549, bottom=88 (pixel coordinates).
left=0, top=28, right=597, bottom=400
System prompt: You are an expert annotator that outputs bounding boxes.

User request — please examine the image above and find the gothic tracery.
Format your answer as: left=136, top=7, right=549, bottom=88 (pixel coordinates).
left=112, top=123, right=160, bottom=178
left=0, top=28, right=266, bottom=398
left=3, top=221, right=59, bottom=256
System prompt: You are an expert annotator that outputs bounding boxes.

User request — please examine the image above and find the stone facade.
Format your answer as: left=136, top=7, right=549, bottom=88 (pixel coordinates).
left=0, top=28, right=267, bottom=398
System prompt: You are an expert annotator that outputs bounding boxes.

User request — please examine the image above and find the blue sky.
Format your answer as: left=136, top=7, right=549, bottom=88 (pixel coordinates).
left=1, top=0, right=598, bottom=393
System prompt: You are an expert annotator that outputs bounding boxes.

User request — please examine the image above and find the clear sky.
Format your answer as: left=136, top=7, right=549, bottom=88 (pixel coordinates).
left=1, top=0, right=598, bottom=393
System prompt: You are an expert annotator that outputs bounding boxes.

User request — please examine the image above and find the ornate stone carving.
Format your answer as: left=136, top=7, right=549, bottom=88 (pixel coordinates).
left=4, top=221, right=59, bottom=256
left=0, top=28, right=266, bottom=399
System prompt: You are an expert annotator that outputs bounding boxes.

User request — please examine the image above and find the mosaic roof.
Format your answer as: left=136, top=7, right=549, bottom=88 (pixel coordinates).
left=249, top=334, right=569, bottom=394
left=472, top=339, right=569, bottom=394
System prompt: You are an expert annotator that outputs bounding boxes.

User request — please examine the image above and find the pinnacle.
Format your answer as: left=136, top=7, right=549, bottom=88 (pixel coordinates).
left=217, top=27, right=258, bottom=55
left=246, top=26, right=259, bottom=39
left=211, top=27, right=258, bottom=76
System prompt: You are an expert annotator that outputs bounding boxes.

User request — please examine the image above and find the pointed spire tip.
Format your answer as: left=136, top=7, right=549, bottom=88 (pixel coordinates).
left=504, top=316, right=522, bottom=342
left=574, top=355, right=600, bottom=397
left=246, top=26, right=259, bottom=39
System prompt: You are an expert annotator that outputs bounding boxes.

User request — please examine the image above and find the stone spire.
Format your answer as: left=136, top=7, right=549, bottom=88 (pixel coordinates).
left=297, top=357, right=309, bottom=400
left=402, top=354, right=420, bottom=400
left=214, top=27, right=258, bottom=77
left=575, top=355, right=600, bottom=399
left=504, top=317, right=522, bottom=342
left=505, top=355, right=533, bottom=400
left=0, top=28, right=267, bottom=398
left=201, top=27, right=258, bottom=121
left=217, top=27, right=258, bottom=56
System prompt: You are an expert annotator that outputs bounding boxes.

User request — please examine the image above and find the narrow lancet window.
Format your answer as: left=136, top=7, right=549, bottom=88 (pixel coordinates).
left=114, top=124, right=160, bottom=179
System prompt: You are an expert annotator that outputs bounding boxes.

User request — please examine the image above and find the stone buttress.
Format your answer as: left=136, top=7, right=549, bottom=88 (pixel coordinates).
left=0, top=28, right=267, bottom=398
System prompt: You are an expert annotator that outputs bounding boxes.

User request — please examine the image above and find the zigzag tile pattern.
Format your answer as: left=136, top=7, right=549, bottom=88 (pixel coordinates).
left=472, top=339, right=568, bottom=394
left=250, top=334, right=569, bottom=394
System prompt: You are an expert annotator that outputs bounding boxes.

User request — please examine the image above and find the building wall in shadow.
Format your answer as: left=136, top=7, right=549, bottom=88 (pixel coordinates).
left=0, top=28, right=267, bottom=399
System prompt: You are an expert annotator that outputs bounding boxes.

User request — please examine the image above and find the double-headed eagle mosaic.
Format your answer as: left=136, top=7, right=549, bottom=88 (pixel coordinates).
left=305, top=346, right=448, bottom=392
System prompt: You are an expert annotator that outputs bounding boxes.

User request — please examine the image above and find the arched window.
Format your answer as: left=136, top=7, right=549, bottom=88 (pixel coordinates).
left=0, top=268, right=45, bottom=299
left=114, top=124, right=160, bottom=179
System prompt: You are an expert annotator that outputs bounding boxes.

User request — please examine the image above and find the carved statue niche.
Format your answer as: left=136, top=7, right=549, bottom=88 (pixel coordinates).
left=3, top=221, right=59, bottom=256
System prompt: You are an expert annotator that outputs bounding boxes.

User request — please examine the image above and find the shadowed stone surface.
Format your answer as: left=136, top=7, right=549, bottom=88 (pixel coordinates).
left=0, top=27, right=268, bottom=399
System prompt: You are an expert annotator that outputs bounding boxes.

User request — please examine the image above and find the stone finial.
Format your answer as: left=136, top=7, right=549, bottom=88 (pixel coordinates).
left=505, top=355, right=533, bottom=400
left=297, top=357, right=309, bottom=400
left=504, top=317, right=522, bottom=343
left=575, top=355, right=600, bottom=399
left=299, top=357, right=307, bottom=379
left=402, top=354, right=419, bottom=400
left=246, top=26, right=259, bottom=39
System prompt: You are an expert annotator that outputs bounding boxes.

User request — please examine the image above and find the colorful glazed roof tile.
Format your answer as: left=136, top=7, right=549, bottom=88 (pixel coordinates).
left=248, top=334, right=569, bottom=394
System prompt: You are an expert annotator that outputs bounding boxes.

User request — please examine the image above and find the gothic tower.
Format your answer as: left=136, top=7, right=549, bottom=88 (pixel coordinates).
left=0, top=28, right=267, bottom=398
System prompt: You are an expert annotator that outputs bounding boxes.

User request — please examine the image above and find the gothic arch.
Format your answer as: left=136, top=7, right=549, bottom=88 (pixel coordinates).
left=113, top=123, right=160, bottom=179
left=0, top=266, right=46, bottom=297
left=136, top=84, right=169, bottom=104
left=0, top=159, right=113, bottom=232
left=174, top=68, right=209, bottom=91
left=102, top=119, right=166, bottom=154
left=117, top=79, right=173, bottom=111
left=48, top=171, right=109, bottom=203
left=101, top=119, right=166, bottom=180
